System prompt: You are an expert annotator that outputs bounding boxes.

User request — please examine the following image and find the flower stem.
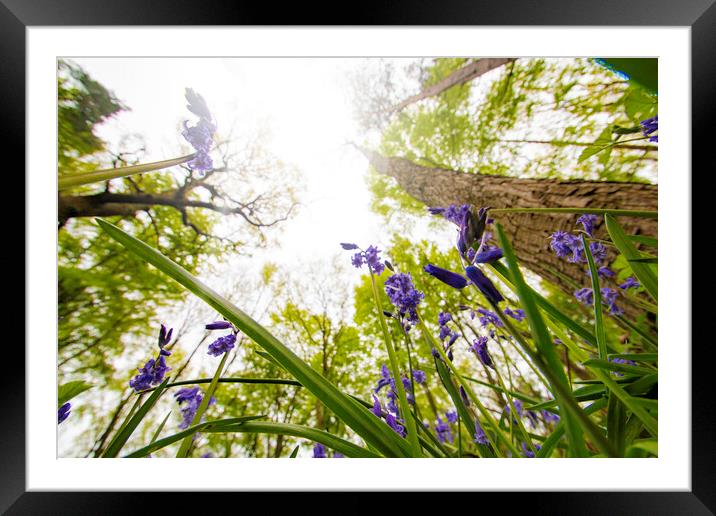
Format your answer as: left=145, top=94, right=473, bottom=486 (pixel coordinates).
left=369, top=273, right=422, bottom=457
left=58, top=153, right=196, bottom=191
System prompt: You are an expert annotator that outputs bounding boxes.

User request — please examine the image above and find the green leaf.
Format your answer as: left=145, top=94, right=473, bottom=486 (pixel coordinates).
left=495, top=223, right=617, bottom=458
left=605, top=215, right=658, bottom=302
left=582, top=234, right=607, bottom=360
left=623, top=86, right=658, bottom=121
left=582, top=358, right=654, bottom=377
left=96, top=218, right=409, bottom=458
left=205, top=421, right=381, bottom=458
left=598, top=58, right=657, bottom=95
left=102, top=378, right=169, bottom=458
left=124, top=416, right=266, bottom=458
left=289, top=445, right=300, bottom=458
left=58, top=380, right=93, bottom=407
left=578, top=126, right=614, bottom=163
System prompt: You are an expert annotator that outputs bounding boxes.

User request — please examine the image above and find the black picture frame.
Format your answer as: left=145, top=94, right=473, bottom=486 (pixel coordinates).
left=5, top=0, right=711, bottom=513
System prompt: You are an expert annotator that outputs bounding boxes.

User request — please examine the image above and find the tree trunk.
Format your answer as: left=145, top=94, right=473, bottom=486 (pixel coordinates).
left=361, top=149, right=657, bottom=324
left=389, top=58, right=516, bottom=113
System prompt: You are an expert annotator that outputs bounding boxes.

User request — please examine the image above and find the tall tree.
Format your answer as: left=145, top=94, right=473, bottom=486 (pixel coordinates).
left=388, top=58, right=516, bottom=113
left=359, top=148, right=656, bottom=322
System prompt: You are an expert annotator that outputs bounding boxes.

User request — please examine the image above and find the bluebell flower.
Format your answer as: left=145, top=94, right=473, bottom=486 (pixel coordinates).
left=476, top=308, right=503, bottom=328
left=470, top=336, right=493, bottom=368
left=542, top=410, right=560, bottom=425
left=423, top=264, right=468, bottom=289
left=333, top=452, right=345, bottom=458
left=384, top=272, right=424, bottom=324
left=207, top=333, right=237, bottom=357
left=588, top=266, right=615, bottom=279
left=577, top=214, right=599, bottom=237
left=609, top=357, right=637, bottom=377
left=182, top=89, right=216, bottom=172
left=601, top=287, right=623, bottom=315
left=574, top=287, right=594, bottom=306
left=504, top=307, right=526, bottom=321
left=505, top=399, right=524, bottom=419
left=589, top=241, right=607, bottom=264
left=446, top=411, right=458, bottom=424
left=438, top=311, right=452, bottom=326
left=473, top=247, right=503, bottom=264
left=619, top=277, right=640, bottom=290
left=473, top=421, right=489, bottom=445
left=174, top=387, right=215, bottom=429
left=371, top=395, right=383, bottom=417
left=345, top=244, right=385, bottom=275
left=312, top=443, right=327, bottom=458
left=522, top=441, right=541, bottom=458
left=385, top=412, right=406, bottom=437
left=439, top=324, right=452, bottom=341
left=58, top=402, right=71, bottom=424
left=412, top=369, right=426, bottom=385
left=129, top=356, right=171, bottom=392
left=465, top=266, right=504, bottom=305
left=374, top=364, right=393, bottom=393
left=435, top=417, right=453, bottom=443
left=550, top=231, right=582, bottom=261
left=640, top=115, right=658, bottom=142
left=205, top=321, right=233, bottom=330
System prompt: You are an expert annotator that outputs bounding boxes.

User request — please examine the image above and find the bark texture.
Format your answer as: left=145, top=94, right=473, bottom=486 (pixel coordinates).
left=362, top=149, right=657, bottom=323
left=390, top=58, right=516, bottom=113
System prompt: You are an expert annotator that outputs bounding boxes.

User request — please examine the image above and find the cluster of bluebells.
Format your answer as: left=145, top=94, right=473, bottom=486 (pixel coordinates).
left=58, top=402, right=71, bottom=424
left=470, top=336, right=493, bottom=368
left=438, top=312, right=458, bottom=360
left=522, top=441, right=542, bottom=458
left=549, top=215, right=637, bottom=315
left=182, top=88, right=216, bottom=172
left=174, top=386, right=215, bottom=430
left=372, top=365, right=426, bottom=436
left=312, top=443, right=344, bottom=458
left=434, top=411, right=459, bottom=444
left=504, top=306, right=526, bottom=322
left=129, top=324, right=173, bottom=392
left=205, top=320, right=238, bottom=357
left=384, top=272, right=424, bottom=324
left=341, top=243, right=385, bottom=275
left=640, top=115, right=658, bottom=143
left=609, top=356, right=637, bottom=377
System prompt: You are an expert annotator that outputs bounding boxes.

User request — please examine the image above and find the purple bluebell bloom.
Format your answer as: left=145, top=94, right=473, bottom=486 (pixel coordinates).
left=505, top=399, right=524, bottom=419
left=58, top=402, right=71, bottom=424
left=476, top=308, right=503, bottom=328
left=333, top=452, right=345, bottom=458
left=129, top=355, right=171, bottom=392
left=439, top=324, right=452, bottom=341
left=385, top=412, right=406, bottom=437
left=574, top=287, right=594, bottom=306
left=182, top=89, right=216, bottom=173
left=550, top=231, right=582, bottom=262
left=423, top=264, right=468, bottom=289
left=609, top=357, right=637, bottom=377
left=470, top=336, right=493, bottom=368
left=412, top=369, right=426, bottom=385
left=339, top=243, right=359, bottom=250
left=601, top=287, right=623, bottom=315
left=473, top=421, right=489, bottom=445
left=640, top=115, right=658, bottom=142
left=446, top=411, right=458, bottom=424
left=589, top=241, right=607, bottom=264
left=384, top=272, right=424, bottom=324
left=346, top=245, right=385, bottom=275
left=374, top=364, right=393, bottom=393
left=207, top=333, right=236, bottom=357
left=522, top=442, right=541, bottom=458
left=174, top=387, right=215, bottom=429
left=619, top=277, right=641, bottom=290
left=504, top=307, right=526, bottom=321
left=465, top=266, right=504, bottom=304
left=442, top=204, right=471, bottom=225
left=577, top=214, right=599, bottom=237
left=435, top=417, right=453, bottom=443
left=438, top=312, right=452, bottom=326
left=371, top=395, right=383, bottom=417
left=473, top=247, right=503, bottom=264
left=542, top=410, right=560, bottom=425
left=312, top=443, right=327, bottom=458
left=589, top=266, right=615, bottom=279
left=205, top=321, right=232, bottom=330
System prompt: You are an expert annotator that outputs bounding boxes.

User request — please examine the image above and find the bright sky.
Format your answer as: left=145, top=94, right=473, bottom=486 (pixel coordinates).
left=73, top=57, right=419, bottom=270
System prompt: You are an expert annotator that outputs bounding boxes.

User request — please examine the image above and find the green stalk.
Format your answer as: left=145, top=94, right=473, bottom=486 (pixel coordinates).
left=489, top=207, right=657, bottom=219
left=369, top=273, right=422, bottom=457
left=417, top=314, right=519, bottom=457
left=58, top=153, right=195, bottom=191
left=583, top=234, right=608, bottom=360
left=176, top=350, right=230, bottom=457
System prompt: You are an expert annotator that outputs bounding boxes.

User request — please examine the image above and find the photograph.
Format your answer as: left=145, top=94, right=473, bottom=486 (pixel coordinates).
left=56, top=56, right=660, bottom=460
